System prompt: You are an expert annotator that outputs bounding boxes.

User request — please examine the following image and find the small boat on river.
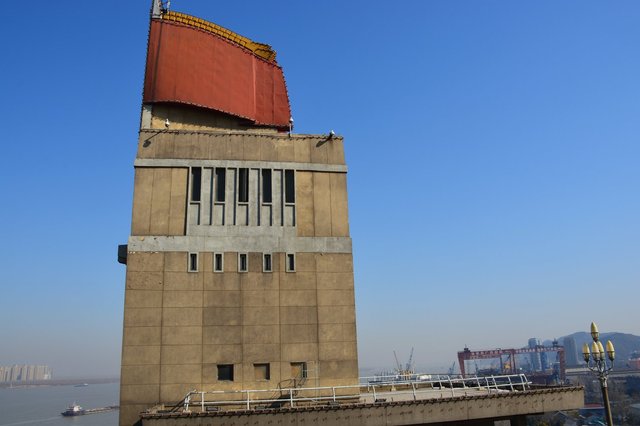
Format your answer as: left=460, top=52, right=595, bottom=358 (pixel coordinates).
left=61, top=403, right=118, bottom=417
left=61, top=403, right=85, bottom=416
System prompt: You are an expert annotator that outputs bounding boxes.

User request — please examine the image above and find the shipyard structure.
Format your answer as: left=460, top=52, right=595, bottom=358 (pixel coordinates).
left=119, top=2, right=357, bottom=425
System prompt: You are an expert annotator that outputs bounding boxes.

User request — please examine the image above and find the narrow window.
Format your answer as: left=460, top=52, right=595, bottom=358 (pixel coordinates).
left=217, top=364, right=234, bottom=381
left=238, top=253, right=248, bottom=272
left=214, top=168, right=226, bottom=202
left=254, top=363, right=270, bottom=381
left=291, top=362, right=307, bottom=379
left=261, top=169, right=272, bottom=203
left=191, top=167, right=202, bottom=202
left=188, top=253, right=198, bottom=272
left=238, top=168, right=249, bottom=203
left=284, top=169, right=295, bottom=203
left=263, top=253, right=272, bottom=272
left=286, top=253, right=295, bottom=272
left=214, top=253, right=224, bottom=272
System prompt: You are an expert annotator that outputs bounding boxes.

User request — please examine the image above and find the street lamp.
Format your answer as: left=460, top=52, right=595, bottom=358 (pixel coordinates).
left=582, top=322, right=615, bottom=426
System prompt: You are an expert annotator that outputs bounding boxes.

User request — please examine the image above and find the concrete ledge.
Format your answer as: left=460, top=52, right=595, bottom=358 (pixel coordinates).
left=134, top=159, right=348, bottom=173
left=140, top=386, right=584, bottom=425
left=127, top=235, right=353, bottom=253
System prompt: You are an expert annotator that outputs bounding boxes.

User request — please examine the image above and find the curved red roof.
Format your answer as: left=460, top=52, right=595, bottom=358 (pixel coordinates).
left=143, top=18, right=291, bottom=129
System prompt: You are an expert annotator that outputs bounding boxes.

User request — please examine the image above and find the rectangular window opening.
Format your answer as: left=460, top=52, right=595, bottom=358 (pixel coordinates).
left=238, top=168, right=249, bottom=203
left=214, top=168, right=226, bottom=202
left=188, top=253, right=198, bottom=272
left=217, top=364, right=234, bottom=381
left=263, top=253, right=272, bottom=272
left=238, top=253, right=248, bottom=273
left=284, top=169, right=295, bottom=203
left=290, top=362, right=307, bottom=379
left=286, top=253, right=296, bottom=272
left=214, top=253, right=224, bottom=272
left=254, top=363, right=271, bottom=381
left=261, top=169, right=272, bottom=203
left=191, top=167, right=202, bottom=202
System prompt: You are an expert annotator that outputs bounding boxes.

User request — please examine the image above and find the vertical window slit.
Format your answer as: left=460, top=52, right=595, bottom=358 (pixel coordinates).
left=263, top=253, right=272, bottom=272
left=286, top=253, right=295, bottom=272
left=239, top=253, right=248, bottom=272
left=285, top=170, right=295, bottom=203
left=262, top=169, right=272, bottom=203
left=191, top=167, right=202, bottom=202
left=189, top=253, right=198, bottom=272
left=214, top=253, right=223, bottom=272
left=238, top=168, right=249, bottom=203
left=214, top=168, right=226, bottom=202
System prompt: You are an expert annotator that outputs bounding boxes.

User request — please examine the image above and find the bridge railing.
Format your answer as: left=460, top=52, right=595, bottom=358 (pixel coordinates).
left=360, top=373, right=530, bottom=402
left=179, top=373, right=531, bottom=413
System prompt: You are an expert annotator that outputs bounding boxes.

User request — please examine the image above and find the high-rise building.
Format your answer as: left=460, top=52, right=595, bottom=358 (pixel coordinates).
left=528, top=338, right=541, bottom=371
left=119, top=3, right=358, bottom=425
left=561, top=336, right=580, bottom=367
left=0, top=365, right=51, bottom=382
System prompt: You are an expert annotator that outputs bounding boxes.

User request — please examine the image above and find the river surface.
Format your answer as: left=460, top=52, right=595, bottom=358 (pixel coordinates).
left=0, top=382, right=118, bottom=426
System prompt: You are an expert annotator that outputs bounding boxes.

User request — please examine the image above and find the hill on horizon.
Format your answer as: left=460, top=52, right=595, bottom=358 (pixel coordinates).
left=550, top=331, right=640, bottom=367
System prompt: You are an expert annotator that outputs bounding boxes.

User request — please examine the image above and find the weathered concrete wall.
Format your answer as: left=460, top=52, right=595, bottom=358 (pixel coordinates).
left=131, top=168, right=187, bottom=236
left=139, top=387, right=584, bottom=426
left=136, top=130, right=345, bottom=166
left=297, top=171, right=350, bottom=237
left=121, top=252, right=358, bottom=402
left=145, top=104, right=262, bottom=132
left=121, top=112, right=357, bottom=425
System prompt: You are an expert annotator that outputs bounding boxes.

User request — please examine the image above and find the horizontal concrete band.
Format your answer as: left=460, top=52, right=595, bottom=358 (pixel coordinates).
left=139, top=128, right=344, bottom=140
left=127, top=235, right=352, bottom=253
left=134, top=159, right=348, bottom=173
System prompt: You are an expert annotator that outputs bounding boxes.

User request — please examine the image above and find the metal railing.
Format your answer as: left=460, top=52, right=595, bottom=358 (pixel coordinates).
left=360, top=373, right=530, bottom=402
left=179, top=373, right=531, bottom=413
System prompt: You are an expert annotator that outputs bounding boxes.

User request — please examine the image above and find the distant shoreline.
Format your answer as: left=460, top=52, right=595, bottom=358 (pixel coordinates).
left=0, top=378, right=119, bottom=389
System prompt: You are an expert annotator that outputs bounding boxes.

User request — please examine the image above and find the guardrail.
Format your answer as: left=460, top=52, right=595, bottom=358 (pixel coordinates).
left=361, top=373, right=530, bottom=402
left=179, top=373, right=531, bottom=413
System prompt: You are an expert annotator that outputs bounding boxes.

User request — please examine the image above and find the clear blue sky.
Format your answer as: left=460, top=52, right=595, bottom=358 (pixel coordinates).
left=1, top=1, right=638, bottom=378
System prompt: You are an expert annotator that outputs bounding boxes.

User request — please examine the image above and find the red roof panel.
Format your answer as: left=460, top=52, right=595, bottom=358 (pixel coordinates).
left=143, top=19, right=291, bottom=129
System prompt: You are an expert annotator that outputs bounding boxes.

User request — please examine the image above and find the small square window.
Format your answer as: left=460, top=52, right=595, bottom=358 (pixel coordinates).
left=238, top=253, right=248, bottom=273
left=263, top=253, right=272, bottom=273
left=188, top=253, right=198, bottom=272
left=286, top=253, right=295, bottom=272
left=254, top=363, right=270, bottom=381
left=290, top=362, right=307, bottom=379
left=214, top=253, right=224, bottom=273
left=217, top=364, right=234, bottom=381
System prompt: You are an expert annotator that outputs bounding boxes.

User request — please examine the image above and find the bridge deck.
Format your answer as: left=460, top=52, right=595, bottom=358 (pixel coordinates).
left=141, top=386, right=584, bottom=426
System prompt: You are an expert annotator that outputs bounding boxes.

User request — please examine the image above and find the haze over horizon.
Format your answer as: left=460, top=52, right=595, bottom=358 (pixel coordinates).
left=1, top=1, right=639, bottom=379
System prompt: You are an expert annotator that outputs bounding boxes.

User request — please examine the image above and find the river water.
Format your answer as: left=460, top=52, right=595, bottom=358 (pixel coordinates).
left=0, top=382, right=118, bottom=426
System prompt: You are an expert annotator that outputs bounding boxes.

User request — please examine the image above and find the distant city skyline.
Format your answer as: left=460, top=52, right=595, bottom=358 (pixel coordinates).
left=0, top=365, right=52, bottom=383
left=1, top=1, right=639, bottom=378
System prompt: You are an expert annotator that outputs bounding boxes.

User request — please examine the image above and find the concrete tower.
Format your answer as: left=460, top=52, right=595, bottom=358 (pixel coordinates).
left=118, top=3, right=358, bottom=424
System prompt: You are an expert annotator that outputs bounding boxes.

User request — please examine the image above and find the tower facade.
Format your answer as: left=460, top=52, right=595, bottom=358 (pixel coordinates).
left=119, top=3, right=358, bottom=425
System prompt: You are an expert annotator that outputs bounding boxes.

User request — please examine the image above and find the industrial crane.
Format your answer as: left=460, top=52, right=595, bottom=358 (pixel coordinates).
left=393, top=348, right=415, bottom=377
left=393, top=351, right=402, bottom=372
left=406, top=347, right=414, bottom=372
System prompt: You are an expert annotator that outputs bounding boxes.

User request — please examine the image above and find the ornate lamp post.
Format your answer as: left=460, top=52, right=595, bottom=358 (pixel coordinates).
left=582, top=322, right=615, bottom=426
